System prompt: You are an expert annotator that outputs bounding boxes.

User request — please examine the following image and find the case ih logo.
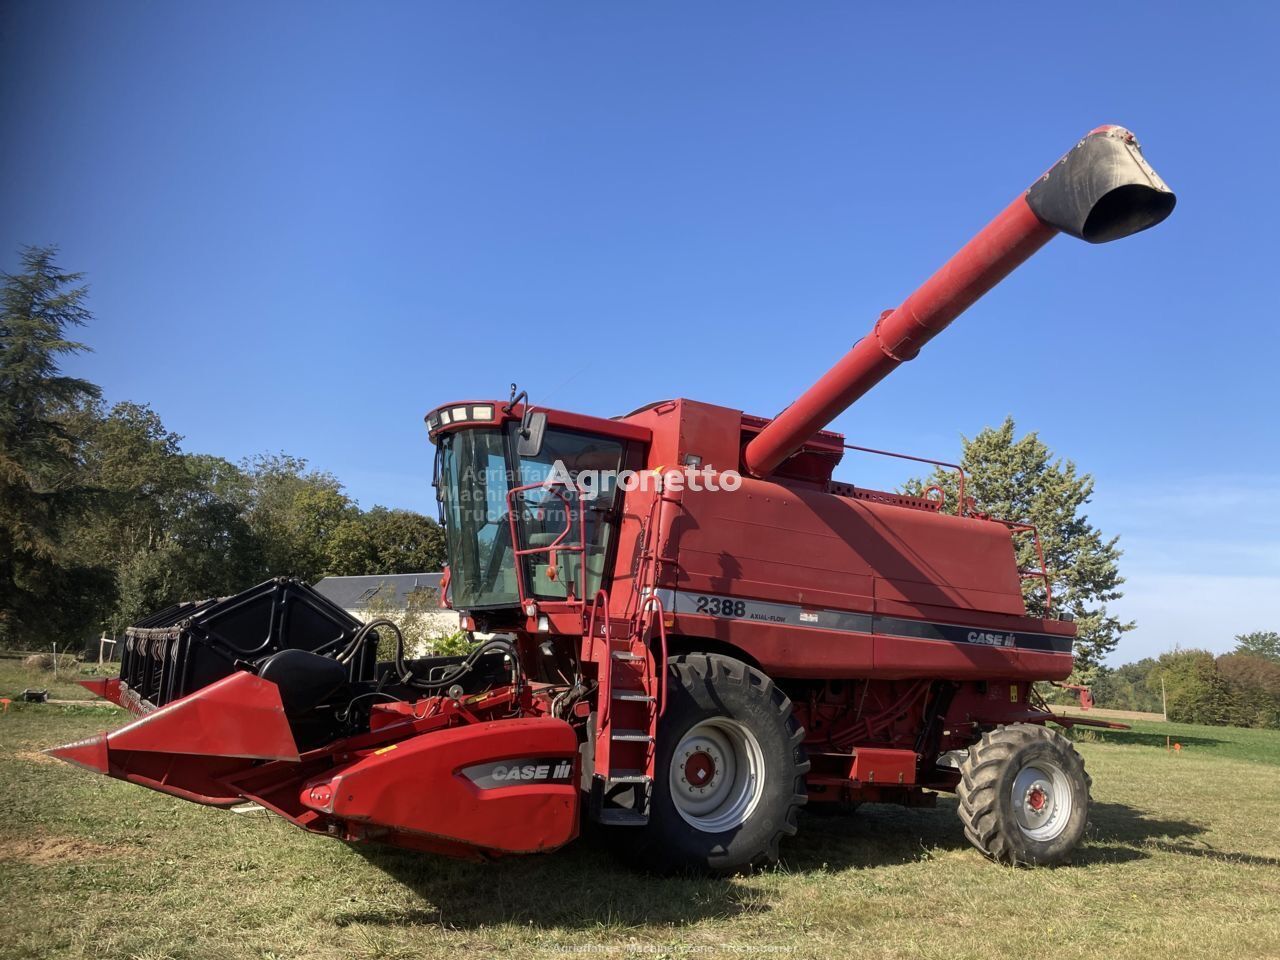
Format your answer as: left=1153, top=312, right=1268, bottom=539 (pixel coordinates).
left=967, top=631, right=1016, bottom=648
left=462, top=758, right=575, bottom=790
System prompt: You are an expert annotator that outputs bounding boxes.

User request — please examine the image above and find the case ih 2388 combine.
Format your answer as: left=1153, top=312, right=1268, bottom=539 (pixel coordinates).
left=52, top=125, right=1174, bottom=873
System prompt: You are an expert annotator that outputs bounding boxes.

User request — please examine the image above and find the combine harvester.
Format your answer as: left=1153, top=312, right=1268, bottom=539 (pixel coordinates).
left=52, top=125, right=1174, bottom=872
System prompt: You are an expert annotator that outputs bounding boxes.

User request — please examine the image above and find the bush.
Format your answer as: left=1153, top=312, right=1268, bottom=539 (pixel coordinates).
left=1141, top=649, right=1280, bottom=729
left=1218, top=653, right=1280, bottom=729
left=1150, top=649, right=1231, bottom=725
left=22, top=653, right=80, bottom=674
left=359, top=587, right=475, bottom=661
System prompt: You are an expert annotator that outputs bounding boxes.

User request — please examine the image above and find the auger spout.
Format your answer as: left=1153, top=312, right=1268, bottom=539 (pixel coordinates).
left=742, top=125, right=1175, bottom=477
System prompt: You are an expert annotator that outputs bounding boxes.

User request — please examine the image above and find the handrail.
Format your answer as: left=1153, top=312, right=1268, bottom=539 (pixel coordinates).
left=639, top=594, right=669, bottom=717
left=990, top=518, right=1054, bottom=615
left=505, top=479, right=589, bottom=604
left=586, top=589, right=613, bottom=727
left=633, top=494, right=663, bottom=613
left=841, top=443, right=1054, bottom=616
left=841, top=443, right=968, bottom=516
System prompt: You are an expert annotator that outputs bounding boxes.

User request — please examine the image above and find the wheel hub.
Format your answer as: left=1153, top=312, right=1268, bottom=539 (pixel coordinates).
left=668, top=718, right=766, bottom=832
left=683, top=750, right=716, bottom=787
left=1011, top=760, right=1073, bottom=842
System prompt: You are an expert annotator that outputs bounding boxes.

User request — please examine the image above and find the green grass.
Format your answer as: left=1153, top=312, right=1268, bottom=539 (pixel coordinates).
left=1, top=668, right=1278, bottom=960
left=1069, top=716, right=1280, bottom=766
left=0, top=656, right=117, bottom=702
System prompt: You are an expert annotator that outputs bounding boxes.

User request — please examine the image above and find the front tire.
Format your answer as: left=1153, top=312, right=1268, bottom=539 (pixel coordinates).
left=957, top=723, right=1090, bottom=866
left=624, top=653, right=808, bottom=875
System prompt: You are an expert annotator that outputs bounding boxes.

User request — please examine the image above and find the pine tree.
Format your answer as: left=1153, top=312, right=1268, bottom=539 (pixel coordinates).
left=0, top=247, right=105, bottom=646
left=1233, top=630, right=1280, bottom=663
left=907, top=417, right=1131, bottom=666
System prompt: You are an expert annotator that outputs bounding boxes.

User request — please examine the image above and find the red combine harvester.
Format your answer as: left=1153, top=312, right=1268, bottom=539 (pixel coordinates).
left=53, top=126, right=1174, bottom=872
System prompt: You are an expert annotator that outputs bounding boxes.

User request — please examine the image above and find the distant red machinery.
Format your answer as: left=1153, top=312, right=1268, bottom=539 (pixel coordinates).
left=54, top=125, right=1173, bottom=872
left=1056, top=683, right=1096, bottom=711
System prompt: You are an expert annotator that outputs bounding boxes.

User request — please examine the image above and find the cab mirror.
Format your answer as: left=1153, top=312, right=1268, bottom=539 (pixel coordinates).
left=517, top=411, right=547, bottom=458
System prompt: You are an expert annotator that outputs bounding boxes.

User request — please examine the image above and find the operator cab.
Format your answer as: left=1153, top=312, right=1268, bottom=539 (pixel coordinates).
left=426, top=400, right=648, bottom=627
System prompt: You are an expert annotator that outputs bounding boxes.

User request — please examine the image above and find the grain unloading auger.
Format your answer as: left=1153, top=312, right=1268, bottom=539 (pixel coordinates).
left=52, top=126, right=1174, bottom=872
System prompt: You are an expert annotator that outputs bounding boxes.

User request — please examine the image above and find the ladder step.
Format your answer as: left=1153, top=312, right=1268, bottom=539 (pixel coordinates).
left=611, top=691, right=655, bottom=702
left=611, top=729, right=654, bottom=742
left=597, top=808, right=649, bottom=827
left=607, top=769, right=652, bottom=784
left=611, top=651, right=644, bottom=661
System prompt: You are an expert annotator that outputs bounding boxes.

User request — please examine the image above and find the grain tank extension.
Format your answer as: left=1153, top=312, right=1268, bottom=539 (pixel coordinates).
left=52, top=126, right=1174, bottom=873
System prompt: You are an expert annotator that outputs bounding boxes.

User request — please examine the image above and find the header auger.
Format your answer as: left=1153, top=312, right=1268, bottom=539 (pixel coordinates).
left=53, top=126, right=1174, bottom=874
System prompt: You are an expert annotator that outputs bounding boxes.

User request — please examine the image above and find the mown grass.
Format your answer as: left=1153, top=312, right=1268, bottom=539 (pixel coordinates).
left=1069, top=716, right=1280, bottom=766
left=1, top=663, right=1278, bottom=960
left=0, top=656, right=116, bottom=702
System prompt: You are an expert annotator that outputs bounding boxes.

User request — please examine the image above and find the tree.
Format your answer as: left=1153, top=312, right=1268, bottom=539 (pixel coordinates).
left=1149, top=649, right=1231, bottom=725
left=104, top=454, right=264, bottom=632
left=0, top=247, right=107, bottom=647
left=241, top=454, right=356, bottom=582
left=1, top=248, right=443, bottom=647
left=172, top=454, right=261, bottom=594
left=362, top=586, right=470, bottom=659
left=325, top=506, right=446, bottom=577
left=360, top=507, right=446, bottom=574
left=1233, top=631, right=1280, bottom=663
left=66, top=403, right=265, bottom=631
left=907, top=417, right=1131, bottom=667
left=1217, top=653, right=1280, bottom=729
left=1093, top=658, right=1163, bottom=714
left=323, top=516, right=378, bottom=576
left=73, top=401, right=191, bottom=569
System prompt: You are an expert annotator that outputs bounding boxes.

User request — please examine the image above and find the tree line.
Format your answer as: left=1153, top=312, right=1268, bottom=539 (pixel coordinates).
left=1, top=246, right=445, bottom=651
left=1077, top=632, right=1280, bottom=729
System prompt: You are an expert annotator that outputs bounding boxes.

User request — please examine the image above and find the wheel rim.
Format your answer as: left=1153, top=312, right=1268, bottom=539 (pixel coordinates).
left=1011, top=758, right=1073, bottom=842
left=669, top=717, right=766, bottom=832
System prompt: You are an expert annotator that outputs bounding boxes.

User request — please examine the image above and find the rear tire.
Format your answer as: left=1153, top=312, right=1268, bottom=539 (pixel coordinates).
left=957, top=723, right=1090, bottom=866
left=622, top=653, right=808, bottom=875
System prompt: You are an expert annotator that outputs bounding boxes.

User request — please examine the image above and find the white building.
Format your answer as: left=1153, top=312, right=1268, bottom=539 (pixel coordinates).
left=313, top=573, right=460, bottom=656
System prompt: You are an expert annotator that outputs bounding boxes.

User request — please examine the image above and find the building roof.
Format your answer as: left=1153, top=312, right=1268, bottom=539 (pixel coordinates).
left=313, top=573, right=443, bottom=610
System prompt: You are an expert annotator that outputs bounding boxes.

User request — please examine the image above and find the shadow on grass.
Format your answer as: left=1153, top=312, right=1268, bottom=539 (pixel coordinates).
left=343, top=827, right=773, bottom=930
left=343, top=797, right=1260, bottom=928
left=784, top=798, right=1208, bottom=870
left=1085, top=803, right=1280, bottom=867
left=1146, top=842, right=1280, bottom=868
left=1072, top=801, right=1207, bottom=865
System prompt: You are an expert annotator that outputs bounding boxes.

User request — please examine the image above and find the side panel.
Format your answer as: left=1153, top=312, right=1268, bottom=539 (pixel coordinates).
left=658, top=587, right=1073, bottom=681
left=671, top=476, right=1026, bottom=616
left=303, top=717, right=581, bottom=855
left=615, top=400, right=1074, bottom=682
left=659, top=474, right=1073, bottom=681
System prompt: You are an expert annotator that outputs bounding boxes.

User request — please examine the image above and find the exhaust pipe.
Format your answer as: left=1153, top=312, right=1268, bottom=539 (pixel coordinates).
left=742, top=125, right=1175, bottom=478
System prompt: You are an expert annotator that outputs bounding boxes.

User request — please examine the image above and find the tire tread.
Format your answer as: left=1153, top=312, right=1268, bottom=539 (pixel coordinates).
left=956, top=723, right=1091, bottom=867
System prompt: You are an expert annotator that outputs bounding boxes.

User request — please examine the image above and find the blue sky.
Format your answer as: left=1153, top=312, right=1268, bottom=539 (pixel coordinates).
left=2, top=3, right=1277, bottom=662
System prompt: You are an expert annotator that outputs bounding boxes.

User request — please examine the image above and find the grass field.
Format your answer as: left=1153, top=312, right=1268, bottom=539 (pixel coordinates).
left=2, top=659, right=1278, bottom=960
